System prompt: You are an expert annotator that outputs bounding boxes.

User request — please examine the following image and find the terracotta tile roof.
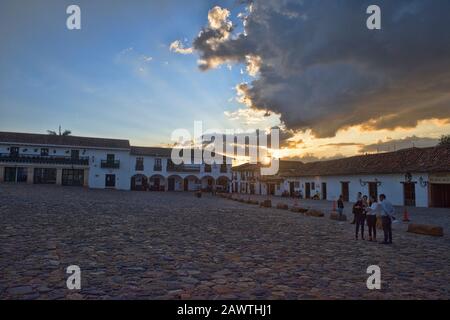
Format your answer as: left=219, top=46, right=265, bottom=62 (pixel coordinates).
left=0, top=131, right=130, bottom=150
left=130, top=146, right=172, bottom=157
left=284, top=146, right=450, bottom=177
left=232, top=160, right=303, bottom=172
left=232, top=146, right=450, bottom=177
left=232, top=163, right=261, bottom=172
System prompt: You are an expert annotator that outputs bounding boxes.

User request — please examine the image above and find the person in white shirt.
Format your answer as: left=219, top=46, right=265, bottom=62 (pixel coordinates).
left=366, top=196, right=380, bottom=241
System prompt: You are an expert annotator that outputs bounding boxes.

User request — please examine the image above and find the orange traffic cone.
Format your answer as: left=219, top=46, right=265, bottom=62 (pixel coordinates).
left=332, top=200, right=337, bottom=212
left=403, top=208, right=411, bottom=222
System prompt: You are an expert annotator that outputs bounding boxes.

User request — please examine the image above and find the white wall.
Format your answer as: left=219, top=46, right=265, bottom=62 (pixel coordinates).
left=129, top=155, right=169, bottom=178
left=231, top=169, right=431, bottom=207
left=84, top=149, right=131, bottom=190
left=0, top=143, right=132, bottom=190
left=0, top=142, right=233, bottom=191
left=283, top=173, right=430, bottom=207
left=128, top=154, right=232, bottom=185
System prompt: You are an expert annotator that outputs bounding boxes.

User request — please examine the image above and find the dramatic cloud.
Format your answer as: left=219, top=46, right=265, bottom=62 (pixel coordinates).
left=193, top=6, right=239, bottom=70
left=224, top=108, right=269, bottom=125
left=192, top=0, right=450, bottom=138
left=359, top=135, right=439, bottom=153
left=169, top=40, right=193, bottom=55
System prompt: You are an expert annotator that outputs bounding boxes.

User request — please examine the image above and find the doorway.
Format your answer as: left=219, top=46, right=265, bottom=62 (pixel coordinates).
left=403, top=182, right=416, bottom=206
left=62, top=169, right=84, bottom=186
left=289, top=182, right=295, bottom=196
left=168, top=177, right=175, bottom=191
left=305, top=182, right=311, bottom=199
left=34, top=168, right=56, bottom=184
left=4, top=167, right=17, bottom=182
left=269, top=184, right=275, bottom=195
left=105, top=174, right=116, bottom=188
left=322, top=182, right=327, bottom=200
left=430, top=184, right=450, bottom=208
left=368, top=182, right=378, bottom=200
left=341, top=182, right=349, bottom=202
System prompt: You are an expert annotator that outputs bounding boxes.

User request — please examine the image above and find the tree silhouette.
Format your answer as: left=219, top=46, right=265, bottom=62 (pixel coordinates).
left=47, top=125, right=72, bottom=136
left=439, top=134, right=450, bottom=146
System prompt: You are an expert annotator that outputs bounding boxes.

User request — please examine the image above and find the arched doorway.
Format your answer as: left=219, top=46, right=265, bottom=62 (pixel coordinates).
left=167, top=175, right=183, bottom=191
left=217, top=176, right=230, bottom=193
left=149, top=174, right=165, bottom=191
left=183, top=175, right=200, bottom=191
left=131, top=174, right=148, bottom=191
left=200, top=176, right=215, bottom=192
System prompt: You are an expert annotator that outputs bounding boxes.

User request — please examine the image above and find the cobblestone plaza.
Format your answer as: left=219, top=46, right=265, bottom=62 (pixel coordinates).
left=0, top=185, right=449, bottom=299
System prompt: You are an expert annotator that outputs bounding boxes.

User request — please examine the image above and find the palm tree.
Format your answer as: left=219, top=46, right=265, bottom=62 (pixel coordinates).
left=439, top=134, right=450, bottom=146
left=47, top=125, right=72, bottom=136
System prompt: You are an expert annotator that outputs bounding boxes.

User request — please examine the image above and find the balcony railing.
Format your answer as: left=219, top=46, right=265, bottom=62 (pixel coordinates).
left=0, top=153, right=89, bottom=166
left=153, top=165, right=162, bottom=171
left=167, top=163, right=200, bottom=173
left=101, top=160, right=120, bottom=169
left=220, top=164, right=228, bottom=173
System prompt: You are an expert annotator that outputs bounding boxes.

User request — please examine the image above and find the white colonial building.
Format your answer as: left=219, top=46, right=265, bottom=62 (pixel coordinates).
left=128, top=146, right=231, bottom=192
left=0, top=131, right=232, bottom=192
left=232, top=146, right=450, bottom=208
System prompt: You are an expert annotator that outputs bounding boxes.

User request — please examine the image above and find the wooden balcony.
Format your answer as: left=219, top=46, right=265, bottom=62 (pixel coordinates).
left=101, top=160, right=120, bottom=169
left=0, top=153, right=89, bottom=166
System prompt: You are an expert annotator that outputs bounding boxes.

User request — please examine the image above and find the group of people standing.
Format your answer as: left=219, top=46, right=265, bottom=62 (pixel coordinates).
left=337, top=192, right=395, bottom=244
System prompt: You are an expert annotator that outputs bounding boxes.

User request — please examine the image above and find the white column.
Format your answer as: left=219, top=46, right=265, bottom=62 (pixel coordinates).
left=56, top=168, right=63, bottom=185
left=83, top=169, right=89, bottom=187
left=27, top=167, right=34, bottom=184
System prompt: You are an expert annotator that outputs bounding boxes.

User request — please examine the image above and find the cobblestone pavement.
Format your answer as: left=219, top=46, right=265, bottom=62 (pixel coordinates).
left=0, top=185, right=449, bottom=300
left=232, top=194, right=450, bottom=233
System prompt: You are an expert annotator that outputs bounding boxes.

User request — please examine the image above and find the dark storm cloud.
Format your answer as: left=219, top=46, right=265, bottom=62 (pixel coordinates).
left=192, top=0, right=450, bottom=138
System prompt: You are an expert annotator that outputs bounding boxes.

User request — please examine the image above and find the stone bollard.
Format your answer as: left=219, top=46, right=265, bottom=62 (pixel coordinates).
left=260, top=200, right=272, bottom=208
left=305, top=209, right=325, bottom=217
left=276, top=203, right=289, bottom=210
left=290, top=207, right=309, bottom=214
left=330, top=211, right=347, bottom=221
left=407, top=223, right=444, bottom=237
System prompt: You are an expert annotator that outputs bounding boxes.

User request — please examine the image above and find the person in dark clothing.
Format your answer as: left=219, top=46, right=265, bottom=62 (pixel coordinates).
left=379, top=194, right=395, bottom=244
left=366, top=196, right=379, bottom=241
left=382, top=216, right=392, bottom=244
left=351, top=192, right=363, bottom=224
left=353, top=196, right=366, bottom=240
left=337, top=195, right=344, bottom=217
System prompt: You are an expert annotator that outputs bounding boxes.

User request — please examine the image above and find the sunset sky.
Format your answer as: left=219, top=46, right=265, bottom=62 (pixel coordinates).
left=1, top=0, right=449, bottom=162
